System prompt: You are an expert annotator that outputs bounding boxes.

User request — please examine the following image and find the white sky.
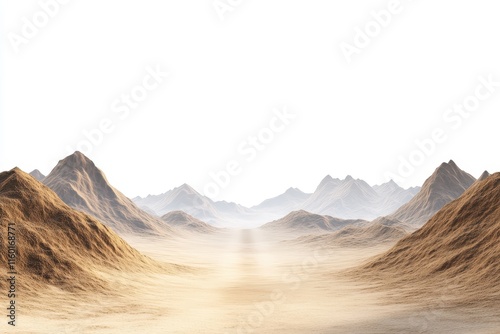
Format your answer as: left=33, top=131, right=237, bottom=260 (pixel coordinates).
left=1, top=0, right=499, bottom=206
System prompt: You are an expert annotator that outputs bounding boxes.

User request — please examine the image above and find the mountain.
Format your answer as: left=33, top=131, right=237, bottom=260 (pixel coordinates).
left=29, top=169, right=45, bottom=182
left=291, top=222, right=408, bottom=248
left=161, top=211, right=217, bottom=233
left=43, top=152, right=170, bottom=235
left=388, top=160, right=476, bottom=226
left=373, top=180, right=420, bottom=212
left=252, top=187, right=310, bottom=216
left=478, top=170, right=491, bottom=182
left=261, top=210, right=367, bottom=233
left=134, top=184, right=221, bottom=224
left=301, top=175, right=417, bottom=220
left=134, top=184, right=262, bottom=227
left=360, top=172, right=500, bottom=305
left=0, top=168, right=164, bottom=292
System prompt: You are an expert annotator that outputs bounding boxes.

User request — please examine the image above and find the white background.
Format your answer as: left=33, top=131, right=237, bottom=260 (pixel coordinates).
left=1, top=0, right=499, bottom=206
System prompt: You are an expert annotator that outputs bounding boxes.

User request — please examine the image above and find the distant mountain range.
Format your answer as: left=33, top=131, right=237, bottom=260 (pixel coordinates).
left=134, top=173, right=421, bottom=227
left=299, top=175, right=420, bottom=219
left=32, top=152, right=487, bottom=231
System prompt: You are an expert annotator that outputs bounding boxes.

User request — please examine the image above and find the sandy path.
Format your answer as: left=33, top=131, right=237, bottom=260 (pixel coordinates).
left=13, top=229, right=500, bottom=334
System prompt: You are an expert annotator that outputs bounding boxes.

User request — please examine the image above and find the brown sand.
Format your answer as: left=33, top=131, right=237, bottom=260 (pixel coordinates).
left=0, top=168, right=184, bottom=295
left=356, top=173, right=500, bottom=309
left=1, top=169, right=499, bottom=333
left=9, top=228, right=499, bottom=333
left=161, top=211, right=219, bottom=234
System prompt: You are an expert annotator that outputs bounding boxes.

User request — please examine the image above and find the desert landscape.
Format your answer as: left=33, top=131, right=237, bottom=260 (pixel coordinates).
left=0, top=152, right=498, bottom=333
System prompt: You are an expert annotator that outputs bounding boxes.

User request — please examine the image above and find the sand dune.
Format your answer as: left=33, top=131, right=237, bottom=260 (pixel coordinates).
left=358, top=172, right=500, bottom=307
left=0, top=168, right=178, bottom=294
left=261, top=209, right=367, bottom=234
left=2, top=161, right=498, bottom=333
left=161, top=210, right=218, bottom=233
left=43, top=152, right=171, bottom=235
left=388, top=160, right=476, bottom=226
left=288, top=221, right=408, bottom=248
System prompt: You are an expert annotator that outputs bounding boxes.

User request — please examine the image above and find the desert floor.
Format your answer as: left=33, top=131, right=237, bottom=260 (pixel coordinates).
left=15, top=229, right=500, bottom=333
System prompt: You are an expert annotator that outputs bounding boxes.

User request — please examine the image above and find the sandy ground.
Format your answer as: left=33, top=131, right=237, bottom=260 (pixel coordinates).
left=12, top=229, right=500, bottom=334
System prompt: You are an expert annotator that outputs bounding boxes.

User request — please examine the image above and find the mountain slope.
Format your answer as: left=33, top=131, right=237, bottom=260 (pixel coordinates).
left=29, top=169, right=45, bottom=182
left=360, top=172, right=500, bottom=305
left=0, top=168, right=166, bottom=292
left=134, top=184, right=262, bottom=227
left=43, top=152, right=169, bottom=235
left=388, top=160, right=476, bottom=226
left=301, top=176, right=417, bottom=220
left=252, top=187, right=310, bottom=216
left=161, top=211, right=217, bottom=233
left=478, top=170, right=491, bottom=182
left=291, top=222, right=408, bottom=248
left=261, top=210, right=367, bottom=233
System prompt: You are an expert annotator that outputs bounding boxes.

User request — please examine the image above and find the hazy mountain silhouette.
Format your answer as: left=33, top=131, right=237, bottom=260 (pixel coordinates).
left=301, top=175, right=418, bottom=220
left=29, top=169, right=45, bottom=182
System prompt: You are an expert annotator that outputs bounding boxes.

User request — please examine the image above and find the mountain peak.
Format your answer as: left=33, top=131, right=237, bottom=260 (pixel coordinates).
left=29, top=169, right=46, bottom=181
left=436, top=159, right=462, bottom=175
left=0, top=168, right=60, bottom=207
left=43, top=153, right=167, bottom=235
left=176, top=183, right=199, bottom=194
left=285, top=187, right=302, bottom=194
left=318, top=174, right=340, bottom=190
left=345, top=175, right=354, bottom=181
left=61, top=151, right=95, bottom=169
left=389, top=160, right=476, bottom=226
left=478, top=170, right=491, bottom=182
left=321, top=174, right=333, bottom=182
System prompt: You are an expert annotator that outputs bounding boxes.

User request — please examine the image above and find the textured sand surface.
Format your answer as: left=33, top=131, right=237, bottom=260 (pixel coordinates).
left=11, top=228, right=499, bottom=334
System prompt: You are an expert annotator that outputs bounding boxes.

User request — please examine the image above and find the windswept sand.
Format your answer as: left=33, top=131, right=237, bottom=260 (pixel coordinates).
left=12, top=228, right=500, bottom=334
